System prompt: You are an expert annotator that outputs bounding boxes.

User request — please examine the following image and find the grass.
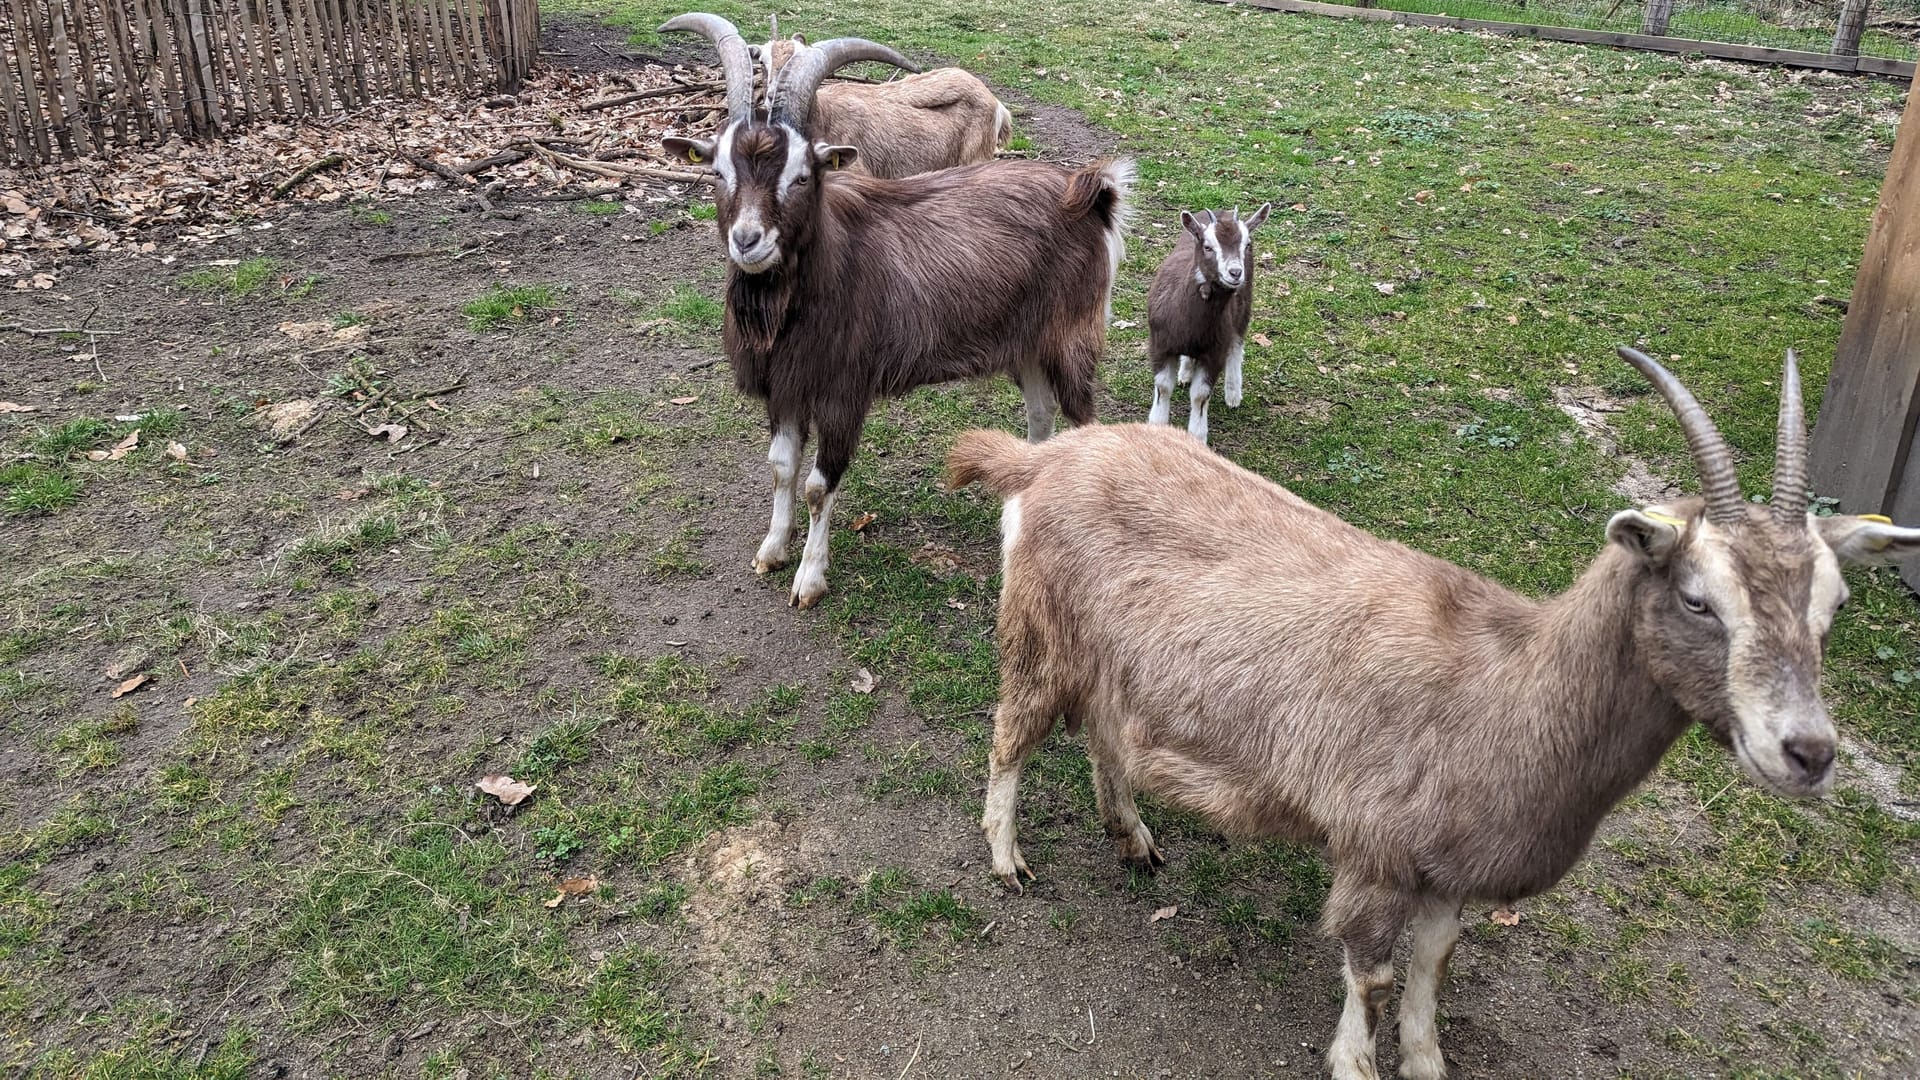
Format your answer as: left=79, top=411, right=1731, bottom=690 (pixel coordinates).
left=463, top=283, right=562, bottom=331
left=640, top=284, right=725, bottom=334
left=178, top=257, right=310, bottom=298
left=1377, top=0, right=1917, bottom=60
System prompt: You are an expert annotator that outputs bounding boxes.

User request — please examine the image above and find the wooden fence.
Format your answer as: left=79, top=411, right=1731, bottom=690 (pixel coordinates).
left=0, top=0, right=540, bottom=165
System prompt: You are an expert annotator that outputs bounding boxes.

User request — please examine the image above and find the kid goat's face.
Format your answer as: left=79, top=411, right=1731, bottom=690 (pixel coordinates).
left=663, top=122, right=860, bottom=275
left=1181, top=203, right=1271, bottom=290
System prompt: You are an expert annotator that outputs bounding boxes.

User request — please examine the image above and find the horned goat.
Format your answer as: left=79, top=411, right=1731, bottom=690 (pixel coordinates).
left=1146, top=204, right=1270, bottom=443
left=948, top=346, right=1920, bottom=1080
left=659, top=12, right=1131, bottom=609
left=755, top=28, right=1011, bottom=178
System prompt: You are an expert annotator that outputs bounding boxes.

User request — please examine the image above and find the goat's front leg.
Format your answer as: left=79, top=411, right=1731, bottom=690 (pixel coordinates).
left=1148, top=362, right=1178, bottom=425
left=754, top=423, right=805, bottom=574
left=1397, top=896, right=1461, bottom=1080
left=790, top=426, right=856, bottom=609
left=1018, top=369, right=1058, bottom=443
left=1223, top=337, right=1246, bottom=408
left=1325, top=876, right=1409, bottom=1080
left=1188, top=369, right=1213, bottom=444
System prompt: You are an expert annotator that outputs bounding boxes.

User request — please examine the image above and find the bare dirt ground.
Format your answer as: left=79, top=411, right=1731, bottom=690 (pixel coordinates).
left=3, top=17, right=1916, bottom=1080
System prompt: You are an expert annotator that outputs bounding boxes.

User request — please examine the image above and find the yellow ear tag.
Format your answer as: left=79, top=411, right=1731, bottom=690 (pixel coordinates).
left=1861, top=514, right=1893, bottom=524
left=1642, top=509, right=1686, bottom=527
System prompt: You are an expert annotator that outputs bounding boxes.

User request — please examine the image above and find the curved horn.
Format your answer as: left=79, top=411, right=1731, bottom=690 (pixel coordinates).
left=1617, top=347, right=1745, bottom=524
left=659, top=13, right=755, bottom=124
left=1772, top=348, right=1809, bottom=525
left=771, top=38, right=920, bottom=132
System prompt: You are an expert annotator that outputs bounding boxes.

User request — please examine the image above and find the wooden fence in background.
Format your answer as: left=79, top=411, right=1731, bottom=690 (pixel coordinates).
left=0, top=0, right=540, bottom=165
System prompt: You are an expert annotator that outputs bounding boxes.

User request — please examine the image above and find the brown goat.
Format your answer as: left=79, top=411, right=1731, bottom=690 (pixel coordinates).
left=1146, top=204, right=1270, bottom=443
left=757, top=32, right=1011, bottom=178
left=660, top=13, right=1130, bottom=609
left=948, top=347, right=1920, bottom=1080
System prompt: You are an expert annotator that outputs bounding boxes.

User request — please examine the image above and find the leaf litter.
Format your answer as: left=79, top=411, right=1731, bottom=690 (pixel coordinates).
left=476, top=773, right=536, bottom=807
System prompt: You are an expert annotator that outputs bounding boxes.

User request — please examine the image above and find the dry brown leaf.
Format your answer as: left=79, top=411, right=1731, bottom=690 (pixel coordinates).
left=1490, top=906, right=1520, bottom=926
left=111, top=673, right=149, bottom=698
left=476, top=773, right=536, bottom=807
left=255, top=399, right=320, bottom=440
left=849, top=511, right=877, bottom=532
left=1251, top=332, right=1272, bottom=348
left=165, top=441, right=188, bottom=462
left=543, top=875, right=599, bottom=908
left=0, top=401, right=38, bottom=413
left=86, top=429, right=140, bottom=462
left=1414, top=189, right=1434, bottom=203
left=849, top=667, right=877, bottom=694
left=336, top=487, right=369, bottom=501
left=667, top=395, right=698, bottom=405
left=1148, top=905, right=1178, bottom=923
left=367, top=423, right=409, bottom=443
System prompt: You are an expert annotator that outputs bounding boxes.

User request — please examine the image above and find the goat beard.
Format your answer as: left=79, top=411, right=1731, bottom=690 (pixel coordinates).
left=726, top=268, right=792, bottom=357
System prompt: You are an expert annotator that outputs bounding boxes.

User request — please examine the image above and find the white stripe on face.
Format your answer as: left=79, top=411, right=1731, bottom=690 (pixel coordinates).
left=1207, top=221, right=1245, bottom=287
left=776, top=125, right=812, bottom=199
left=714, top=124, right=739, bottom=195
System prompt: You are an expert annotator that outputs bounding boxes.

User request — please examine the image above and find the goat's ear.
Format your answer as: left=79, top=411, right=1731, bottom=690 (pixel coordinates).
left=1180, top=211, right=1206, bottom=240
left=1245, top=202, right=1272, bottom=231
left=792, top=32, right=807, bottom=44
left=662, top=136, right=718, bottom=166
left=1816, top=514, right=1920, bottom=565
left=1607, top=508, right=1684, bottom=566
left=813, top=143, right=859, bottom=171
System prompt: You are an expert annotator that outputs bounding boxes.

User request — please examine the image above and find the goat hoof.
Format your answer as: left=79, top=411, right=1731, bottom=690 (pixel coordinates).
left=995, top=871, right=1026, bottom=895
left=790, top=586, right=826, bottom=609
left=753, top=555, right=788, bottom=575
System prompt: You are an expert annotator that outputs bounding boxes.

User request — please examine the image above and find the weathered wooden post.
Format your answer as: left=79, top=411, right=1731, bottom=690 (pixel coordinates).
left=1834, top=0, right=1873, bottom=58
left=1641, top=0, right=1674, bottom=36
left=1809, top=65, right=1920, bottom=589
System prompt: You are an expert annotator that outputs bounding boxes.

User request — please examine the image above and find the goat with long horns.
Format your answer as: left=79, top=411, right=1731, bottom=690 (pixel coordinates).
left=947, top=345, right=1920, bottom=1080
left=657, top=13, right=1133, bottom=609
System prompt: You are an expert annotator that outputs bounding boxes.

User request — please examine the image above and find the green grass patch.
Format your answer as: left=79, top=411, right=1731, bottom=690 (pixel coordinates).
left=178, top=257, right=303, bottom=298
left=1, top=462, right=82, bottom=515
left=463, top=283, right=561, bottom=331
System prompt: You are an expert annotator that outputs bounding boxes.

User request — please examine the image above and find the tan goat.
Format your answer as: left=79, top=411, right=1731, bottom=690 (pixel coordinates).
left=948, top=347, right=1920, bottom=1080
left=755, top=32, right=1011, bottom=178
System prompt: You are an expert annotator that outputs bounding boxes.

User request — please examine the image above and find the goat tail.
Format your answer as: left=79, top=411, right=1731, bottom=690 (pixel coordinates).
left=992, top=100, right=1014, bottom=150
left=947, top=429, right=1041, bottom=497
left=1061, top=157, right=1135, bottom=229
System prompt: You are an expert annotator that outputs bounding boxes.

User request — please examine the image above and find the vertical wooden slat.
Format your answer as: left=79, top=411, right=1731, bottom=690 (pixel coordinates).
left=1833, top=0, right=1872, bottom=58
left=340, top=0, right=376, bottom=105
left=0, top=10, right=35, bottom=163
left=373, top=0, right=403, bottom=96
left=316, top=0, right=357, bottom=108
left=1811, top=64, right=1920, bottom=553
left=129, top=0, right=183, bottom=136
left=299, top=0, right=344, bottom=109
left=278, top=0, right=322, bottom=115
left=94, top=0, right=147, bottom=145
left=180, top=0, right=223, bottom=130
left=429, top=0, right=465, bottom=89
left=20, top=0, right=74, bottom=156
left=216, top=4, right=256, bottom=126
left=390, top=0, right=419, bottom=95
left=48, top=2, right=94, bottom=154
left=62, top=0, right=111, bottom=151
left=235, top=0, right=281, bottom=116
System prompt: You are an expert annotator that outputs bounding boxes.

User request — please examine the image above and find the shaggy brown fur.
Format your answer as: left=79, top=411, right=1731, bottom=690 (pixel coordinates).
left=1147, top=210, right=1254, bottom=386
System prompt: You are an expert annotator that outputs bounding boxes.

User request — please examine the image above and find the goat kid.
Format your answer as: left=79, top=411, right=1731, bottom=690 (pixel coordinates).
left=948, top=346, right=1919, bottom=1080
left=660, top=13, right=1131, bottom=609
left=755, top=29, right=1012, bottom=178
left=1146, top=205, right=1270, bottom=443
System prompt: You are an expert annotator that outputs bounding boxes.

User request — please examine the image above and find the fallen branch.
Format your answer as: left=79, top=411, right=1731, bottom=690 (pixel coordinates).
left=455, top=150, right=529, bottom=175
left=579, top=80, right=722, bottom=112
left=402, top=152, right=473, bottom=188
left=271, top=154, right=345, bottom=198
left=506, top=187, right=624, bottom=202
left=528, top=143, right=713, bottom=185
left=619, top=99, right=725, bottom=118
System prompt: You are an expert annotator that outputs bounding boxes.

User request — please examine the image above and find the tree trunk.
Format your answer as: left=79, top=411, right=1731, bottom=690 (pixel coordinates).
left=1833, top=0, right=1872, bottom=57
left=1641, top=0, right=1674, bottom=36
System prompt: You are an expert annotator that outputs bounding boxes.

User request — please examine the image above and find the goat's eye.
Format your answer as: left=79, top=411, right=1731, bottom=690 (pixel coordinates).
left=1680, top=593, right=1712, bottom=616
left=794, top=173, right=810, bottom=186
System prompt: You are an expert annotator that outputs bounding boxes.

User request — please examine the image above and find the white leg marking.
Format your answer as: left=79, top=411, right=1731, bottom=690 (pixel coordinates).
left=981, top=752, right=1032, bottom=889
left=1148, top=367, right=1175, bottom=425
left=1021, top=374, right=1058, bottom=443
left=1176, top=354, right=1194, bottom=383
left=1224, top=338, right=1245, bottom=408
left=790, top=467, right=837, bottom=609
left=754, top=425, right=803, bottom=574
left=1188, top=372, right=1212, bottom=445
left=1328, top=956, right=1394, bottom=1080
left=1397, top=899, right=1459, bottom=1080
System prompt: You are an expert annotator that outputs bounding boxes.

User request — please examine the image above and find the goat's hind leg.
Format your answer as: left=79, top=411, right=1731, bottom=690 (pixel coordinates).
left=1397, top=896, right=1461, bottom=1080
left=982, top=697, right=1055, bottom=892
left=1324, top=875, right=1410, bottom=1080
left=1016, top=366, right=1058, bottom=443
left=1089, top=727, right=1163, bottom=873
left=1148, top=360, right=1178, bottom=426
left=754, top=422, right=805, bottom=574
